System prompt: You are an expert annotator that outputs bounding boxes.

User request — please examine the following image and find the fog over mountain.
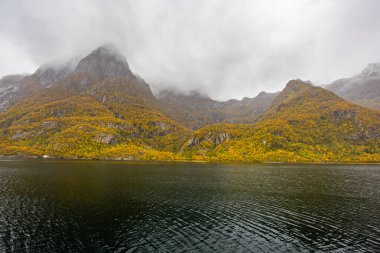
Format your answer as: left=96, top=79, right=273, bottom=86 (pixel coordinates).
left=0, top=0, right=380, bottom=100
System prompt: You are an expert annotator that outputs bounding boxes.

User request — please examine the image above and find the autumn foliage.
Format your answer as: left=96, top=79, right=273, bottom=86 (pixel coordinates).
left=0, top=80, right=379, bottom=162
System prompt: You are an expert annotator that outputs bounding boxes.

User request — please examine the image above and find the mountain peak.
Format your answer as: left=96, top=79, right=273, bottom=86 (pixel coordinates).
left=90, top=44, right=122, bottom=59
left=360, top=63, right=380, bottom=78
left=257, top=91, right=268, bottom=96
left=74, top=45, right=132, bottom=79
left=284, top=79, right=313, bottom=92
left=326, top=62, right=380, bottom=110
left=267, top=79, right=321, bottom=112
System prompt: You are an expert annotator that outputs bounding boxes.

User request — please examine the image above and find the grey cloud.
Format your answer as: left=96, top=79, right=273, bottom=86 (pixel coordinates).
left=0, top=0, right=379, bottom=100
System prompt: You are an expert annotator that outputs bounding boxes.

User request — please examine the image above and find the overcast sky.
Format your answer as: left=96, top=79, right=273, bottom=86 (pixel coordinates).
left=0, top=0, right=379, bottom=100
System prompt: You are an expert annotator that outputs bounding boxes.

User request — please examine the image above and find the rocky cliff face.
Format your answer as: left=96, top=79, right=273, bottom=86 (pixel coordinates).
left=75, top=46, right=133, bottom=80
left=0, top=75, right=23, bottom=111
left=0, top=74, right=43, bottom=112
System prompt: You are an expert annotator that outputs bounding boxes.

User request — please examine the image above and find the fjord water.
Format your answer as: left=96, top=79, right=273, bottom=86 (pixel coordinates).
left=0, top=161, right=379, bottom=252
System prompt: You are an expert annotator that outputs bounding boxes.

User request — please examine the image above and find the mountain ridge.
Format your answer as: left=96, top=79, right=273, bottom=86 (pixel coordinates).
left=183, top=80, right=380, bottom=162
left=0, top=46, right=379, bottom=162
left=158, top=88, right=279, bottom=129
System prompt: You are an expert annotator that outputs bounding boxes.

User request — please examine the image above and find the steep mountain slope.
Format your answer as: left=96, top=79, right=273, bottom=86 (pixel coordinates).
left=158, top=89, right=278, bottom=129
left=183, top=80, right=380, bottom=162
left=326, top=63, right=380, bottom=109
left=1, top=46, right=379, bottom=162
left=0, top=74, right=43, bottom=111
left=0, top=58, right=79, bottom=112
left=0, top=46, right=191, bottom=160
left=0, top=75, right=25, bottom=110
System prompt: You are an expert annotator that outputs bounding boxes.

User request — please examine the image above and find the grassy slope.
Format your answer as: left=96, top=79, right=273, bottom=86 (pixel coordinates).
left=0, top=87, right=191, bottom=160
left=1, top=80, right=379, bottom=162
left=182, top=81, right=380, bottom=162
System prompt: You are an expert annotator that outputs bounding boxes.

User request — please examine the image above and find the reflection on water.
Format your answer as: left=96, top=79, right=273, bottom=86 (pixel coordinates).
left=0, top=160, right=379, bottom=252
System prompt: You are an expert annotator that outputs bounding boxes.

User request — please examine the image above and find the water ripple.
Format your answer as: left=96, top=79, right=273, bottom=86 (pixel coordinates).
left=0, top=161, right=379, bottom=252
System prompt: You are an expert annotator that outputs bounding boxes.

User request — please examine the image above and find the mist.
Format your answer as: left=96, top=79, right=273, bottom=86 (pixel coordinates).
left=0, top=0, right=379, bottom=100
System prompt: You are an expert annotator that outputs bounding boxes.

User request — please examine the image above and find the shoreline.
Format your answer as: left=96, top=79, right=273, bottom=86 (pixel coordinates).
left=0, top=155, right=379, bottom=165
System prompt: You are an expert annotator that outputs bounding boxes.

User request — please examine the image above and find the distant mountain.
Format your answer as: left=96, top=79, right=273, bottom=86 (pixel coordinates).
left=157, top=90, right=225, bottom=130
left=0, top=57, right=79, bottom=112
left=183, top=80, right=380, bottom=162
left=158, top=89, right=279, bottom=129
left=219, top=91, right=280, bottom=123
left=326, top=63, right=380, bottom=110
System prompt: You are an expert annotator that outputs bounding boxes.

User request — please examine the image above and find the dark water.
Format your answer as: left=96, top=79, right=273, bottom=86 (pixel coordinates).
left=0, top=160, right=379, bottom=252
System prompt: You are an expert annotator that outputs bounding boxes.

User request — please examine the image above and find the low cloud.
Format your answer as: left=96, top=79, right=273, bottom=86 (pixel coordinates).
left=0, top=0, right=379, bottom=100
